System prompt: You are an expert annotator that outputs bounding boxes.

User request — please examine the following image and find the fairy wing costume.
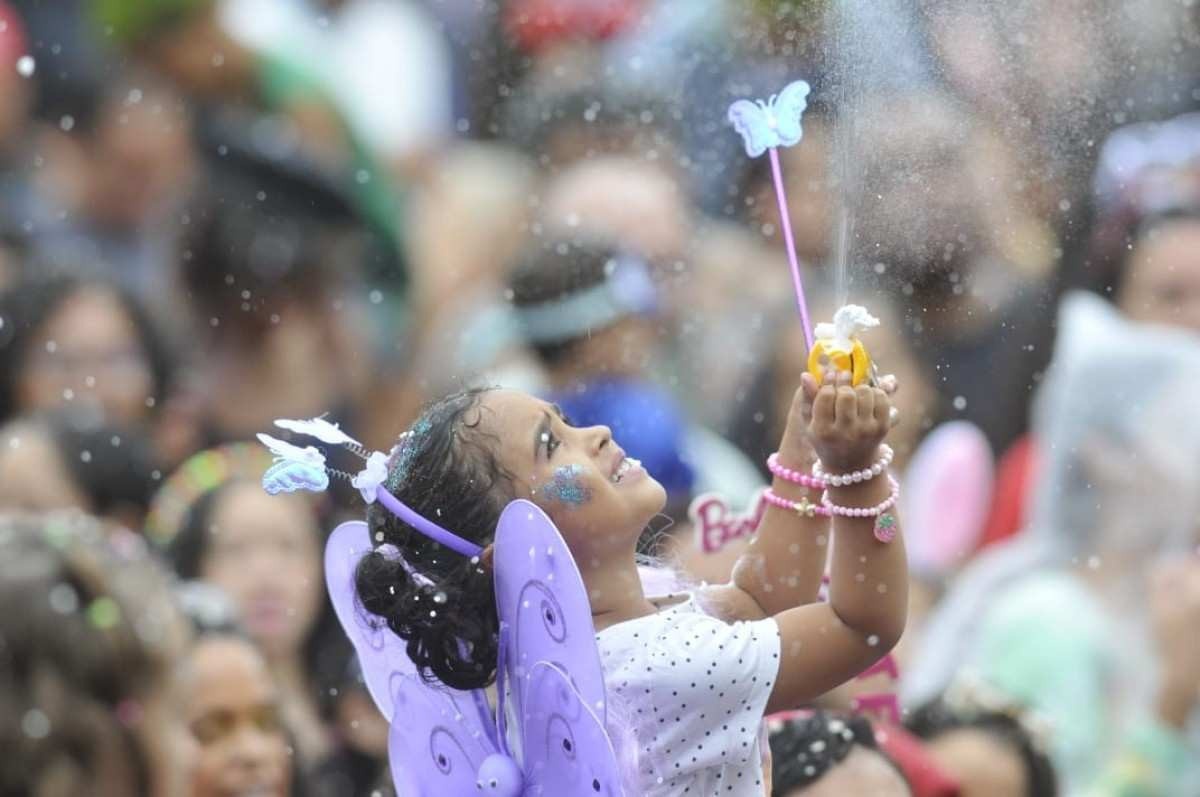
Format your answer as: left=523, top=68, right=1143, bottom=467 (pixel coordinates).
left=261, top=419, right=624, bottom=796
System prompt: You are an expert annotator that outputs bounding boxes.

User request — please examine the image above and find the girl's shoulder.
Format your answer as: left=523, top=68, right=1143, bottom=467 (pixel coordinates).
left=596, top=590, right=779, bottom=663
left=593, top=592, right=698, bottom=644
left=648, top=591, right=695, bottom=612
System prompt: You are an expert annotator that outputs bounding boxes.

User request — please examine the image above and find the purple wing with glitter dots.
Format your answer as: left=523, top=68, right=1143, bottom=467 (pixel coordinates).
left=521, top=661, right=624, bottom=795
left=324, top=521, right=500, bottom=795
left=493, top=500, right=624, bottom=795
left=384, top=678, right=502, bottom=796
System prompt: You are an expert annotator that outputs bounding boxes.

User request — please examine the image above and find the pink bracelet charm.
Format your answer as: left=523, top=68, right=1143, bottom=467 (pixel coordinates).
left=873, top=512, right=898, bottom=543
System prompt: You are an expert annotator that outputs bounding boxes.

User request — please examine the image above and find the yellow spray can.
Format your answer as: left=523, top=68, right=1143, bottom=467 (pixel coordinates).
left=806, top=305, right=879, bottom=386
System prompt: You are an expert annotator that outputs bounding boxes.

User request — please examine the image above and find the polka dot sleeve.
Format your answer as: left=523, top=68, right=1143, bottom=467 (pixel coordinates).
left=599, top=604, right=781, bottom=794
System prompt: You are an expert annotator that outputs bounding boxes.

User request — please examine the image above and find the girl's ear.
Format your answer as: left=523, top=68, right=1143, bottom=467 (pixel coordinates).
left=480, top=544, right=496, bottom=573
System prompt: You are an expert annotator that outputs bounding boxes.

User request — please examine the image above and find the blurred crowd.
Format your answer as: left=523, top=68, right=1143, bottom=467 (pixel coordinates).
left=1, top=0, right=1199, bottom=794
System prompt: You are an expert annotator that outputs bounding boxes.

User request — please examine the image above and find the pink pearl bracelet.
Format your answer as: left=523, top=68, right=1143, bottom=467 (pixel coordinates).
left=822, top=475, right=900, bottom=543
left=763, top=477, right=900, bottom=543
left=763, top=487, right=830, bottom=518
left=766, top=452, right=825, bottom=489
left=813, top=445, right=894, bottom=488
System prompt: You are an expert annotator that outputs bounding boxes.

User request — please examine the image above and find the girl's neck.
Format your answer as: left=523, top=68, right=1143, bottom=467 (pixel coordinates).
left=584, top=546, right=659, bottom=632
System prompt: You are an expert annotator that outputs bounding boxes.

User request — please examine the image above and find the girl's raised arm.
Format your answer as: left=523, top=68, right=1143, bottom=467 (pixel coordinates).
left=770, top=371, right=907, bottom=711
left=711, top=369, right=908, bottom=713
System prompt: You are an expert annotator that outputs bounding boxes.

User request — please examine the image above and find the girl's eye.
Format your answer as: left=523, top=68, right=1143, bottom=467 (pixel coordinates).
left=548, top=434, right=561, bottom=455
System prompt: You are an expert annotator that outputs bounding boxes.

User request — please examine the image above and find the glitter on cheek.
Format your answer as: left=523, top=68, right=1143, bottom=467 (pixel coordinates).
left=541, top=464, right=592, bottom=507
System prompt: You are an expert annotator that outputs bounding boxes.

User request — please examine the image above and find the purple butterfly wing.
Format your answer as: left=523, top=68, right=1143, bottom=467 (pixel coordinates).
left=387, top=674, right=500, bottom=796
left=727, top=99, right=773, bottom=158
left=521, top=662, right=624, bottom=797
left=324, top=521, right=410, bottom=716
left=493, top=501, right=627, bottom=793
left=324, top=521, right=499, bottom=794
left=493, top=501, right=609, bottom=726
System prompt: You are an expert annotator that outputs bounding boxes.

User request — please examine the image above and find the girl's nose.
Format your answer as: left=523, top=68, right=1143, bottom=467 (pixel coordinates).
left=586, top=425, right=612, bottom=456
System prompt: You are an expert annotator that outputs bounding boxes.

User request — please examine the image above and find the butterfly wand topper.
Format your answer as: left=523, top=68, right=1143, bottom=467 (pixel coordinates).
left=728, top=80, right=818, bottom=351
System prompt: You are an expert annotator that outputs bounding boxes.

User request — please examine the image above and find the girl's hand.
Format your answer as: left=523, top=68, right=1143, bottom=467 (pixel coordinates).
left=777, top=383, right=819, bottom=469
left=800, top=368, right=895, bottom=472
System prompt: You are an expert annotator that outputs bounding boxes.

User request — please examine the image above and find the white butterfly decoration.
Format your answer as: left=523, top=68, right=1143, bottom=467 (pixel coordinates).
left=274, top=416, right=361, bottom=447
left=257, top=433, right=327, bottom=468
left=727, top=80, right=812, bottom=158
left=257, top=433, right=332, bottom=495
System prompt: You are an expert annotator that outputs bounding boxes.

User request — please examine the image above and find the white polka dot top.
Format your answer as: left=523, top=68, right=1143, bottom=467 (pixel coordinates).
left=596, top=593, right=781, bottom=796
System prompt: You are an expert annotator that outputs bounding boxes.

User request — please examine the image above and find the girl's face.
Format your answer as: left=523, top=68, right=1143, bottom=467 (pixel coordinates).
left=199, top=483, right=322, bottom=659
left=184, top=636, right=291, bottom=797
left=1119, top=218, right=1200, bottom=334
left=18, top=287, right=154, bottom=425
left=480, top=390, right=667, bottom=559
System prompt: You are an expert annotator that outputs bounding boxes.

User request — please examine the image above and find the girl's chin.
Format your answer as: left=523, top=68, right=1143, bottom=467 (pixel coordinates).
left=633, top=480, right=670, bottom=521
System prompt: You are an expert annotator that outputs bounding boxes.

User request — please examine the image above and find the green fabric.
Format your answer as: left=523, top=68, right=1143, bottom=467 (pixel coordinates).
left=972, top=573, right=1110, bottom=789
left=1086, top=721, right=1195, bottom=797
left=90, top=0, right=208, bottom=45
left=971, top=573, right=1197, bottom=795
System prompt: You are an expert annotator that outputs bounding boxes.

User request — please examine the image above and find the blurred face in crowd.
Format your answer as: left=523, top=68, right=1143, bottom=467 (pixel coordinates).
left=790, top=747, right=911, bottom=797
left=85, top=83, right=194, bottom=230
left=184, top=636, right=291, bottom=797
left=854, top=95, right=989, bottom=286
left=775, top=118, right=833, bottom=265
left=16, top=286, right=155, bottom=425
left=923, top=729, right=1026, bottom=797
left=0, top=420, right=89, bottom=512
left=199, top=483, right=322, bottom=659
left=543, top=157, right=690, bottom=279
left=1119, top=217, right=1200, bottom=334
left=406, top=144, right=536, bottom=308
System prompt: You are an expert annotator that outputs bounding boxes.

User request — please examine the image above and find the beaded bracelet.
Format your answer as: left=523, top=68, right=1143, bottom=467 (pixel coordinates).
left=768, top=446, right=894, bottom=489
left=822, top=475, right=900, bottom=543
left=763, top=487, right=830, bottom=518
left=763, top=477, right=900, bottom=543
left=766, top=452, right=825, bottom=489
left=812, top=445, right=894, bottom=487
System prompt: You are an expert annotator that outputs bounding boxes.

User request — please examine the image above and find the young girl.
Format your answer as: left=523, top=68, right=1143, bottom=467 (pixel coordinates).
left=354, top=368, right=907, bottom=795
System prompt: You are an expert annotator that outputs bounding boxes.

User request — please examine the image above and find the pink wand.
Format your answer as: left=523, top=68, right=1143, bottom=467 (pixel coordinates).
left=768, top=147, right=815, bottom=351
left=728, top=80, right=816, bottom=352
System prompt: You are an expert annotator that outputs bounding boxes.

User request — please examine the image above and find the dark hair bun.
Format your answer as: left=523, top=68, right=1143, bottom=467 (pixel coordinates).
left=354, top=388, right=514, bottom=691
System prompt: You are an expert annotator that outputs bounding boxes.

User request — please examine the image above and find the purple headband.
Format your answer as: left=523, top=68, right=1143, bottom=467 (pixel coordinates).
left=258, top=417, right=484, bottom=559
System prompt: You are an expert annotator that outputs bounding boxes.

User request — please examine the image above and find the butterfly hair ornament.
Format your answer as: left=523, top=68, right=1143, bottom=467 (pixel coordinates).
left=258, top=417, right=627, bottom=796
left=728, top=79, right=816, bottom=351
